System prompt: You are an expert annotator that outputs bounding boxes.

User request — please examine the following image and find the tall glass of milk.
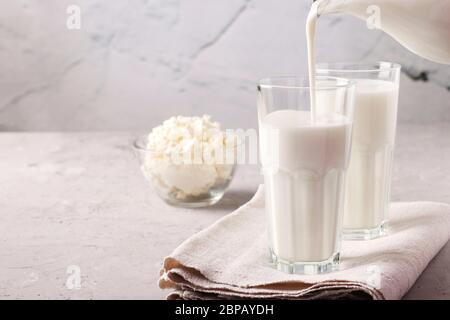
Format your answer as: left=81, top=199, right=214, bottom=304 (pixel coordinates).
left=317, top=62, right=401, bottom=240
left=257, top=76, right=355, bottom=274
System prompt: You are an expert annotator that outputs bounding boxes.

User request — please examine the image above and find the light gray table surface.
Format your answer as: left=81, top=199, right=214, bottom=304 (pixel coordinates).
left=1, top=123, right=450, bottom=300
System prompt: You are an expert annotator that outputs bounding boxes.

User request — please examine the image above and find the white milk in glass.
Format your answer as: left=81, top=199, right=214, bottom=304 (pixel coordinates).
left=315, top=77, right=399, bottom=232
left=343, top=79, right=399, bottom=230
left=260, top=110, right=352, bottom=262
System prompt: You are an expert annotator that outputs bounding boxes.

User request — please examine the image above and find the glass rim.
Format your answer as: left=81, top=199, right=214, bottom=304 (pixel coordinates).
left=257, top=75, right=355, bottom=90
left=316, top=61, right=401, bottom=74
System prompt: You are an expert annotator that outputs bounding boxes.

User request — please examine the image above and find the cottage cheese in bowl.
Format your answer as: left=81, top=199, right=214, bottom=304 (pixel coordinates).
left=136, top=115, right=237, bottom=207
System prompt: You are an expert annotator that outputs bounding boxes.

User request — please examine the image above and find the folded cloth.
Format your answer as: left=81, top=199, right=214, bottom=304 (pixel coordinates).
left=159, top=185, right=450, bottom=300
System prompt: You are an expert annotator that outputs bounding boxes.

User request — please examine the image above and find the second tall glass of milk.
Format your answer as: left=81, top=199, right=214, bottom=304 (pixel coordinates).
left=258, top=76, right=355, bottom=274
left=318, top=62, right=401, bottom=240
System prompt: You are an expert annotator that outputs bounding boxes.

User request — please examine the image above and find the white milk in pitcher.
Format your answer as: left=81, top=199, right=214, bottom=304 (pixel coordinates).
left=314, top=0, right=450, bottom=64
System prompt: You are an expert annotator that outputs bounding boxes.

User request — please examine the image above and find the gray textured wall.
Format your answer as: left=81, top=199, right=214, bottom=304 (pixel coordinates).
left=0, top=0, right=449, bottom=131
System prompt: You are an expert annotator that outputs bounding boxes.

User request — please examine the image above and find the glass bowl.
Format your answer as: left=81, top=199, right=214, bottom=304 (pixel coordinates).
left=133, top=135, right=237, bottom=208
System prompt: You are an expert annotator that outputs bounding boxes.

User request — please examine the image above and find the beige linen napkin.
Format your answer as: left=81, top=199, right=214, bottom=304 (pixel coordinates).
left=159, top=185, right=450, bottom=300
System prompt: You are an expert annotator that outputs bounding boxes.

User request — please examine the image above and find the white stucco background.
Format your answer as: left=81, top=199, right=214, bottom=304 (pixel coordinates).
left=0, top=0, right=449, bottom=131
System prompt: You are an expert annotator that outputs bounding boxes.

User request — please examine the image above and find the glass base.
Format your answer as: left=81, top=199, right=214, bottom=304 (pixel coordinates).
left=162, top=193, right=224, bottom=208
left=343, top=221, right=388, bottom=240
left=269, top=248, right=340, bottom=275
